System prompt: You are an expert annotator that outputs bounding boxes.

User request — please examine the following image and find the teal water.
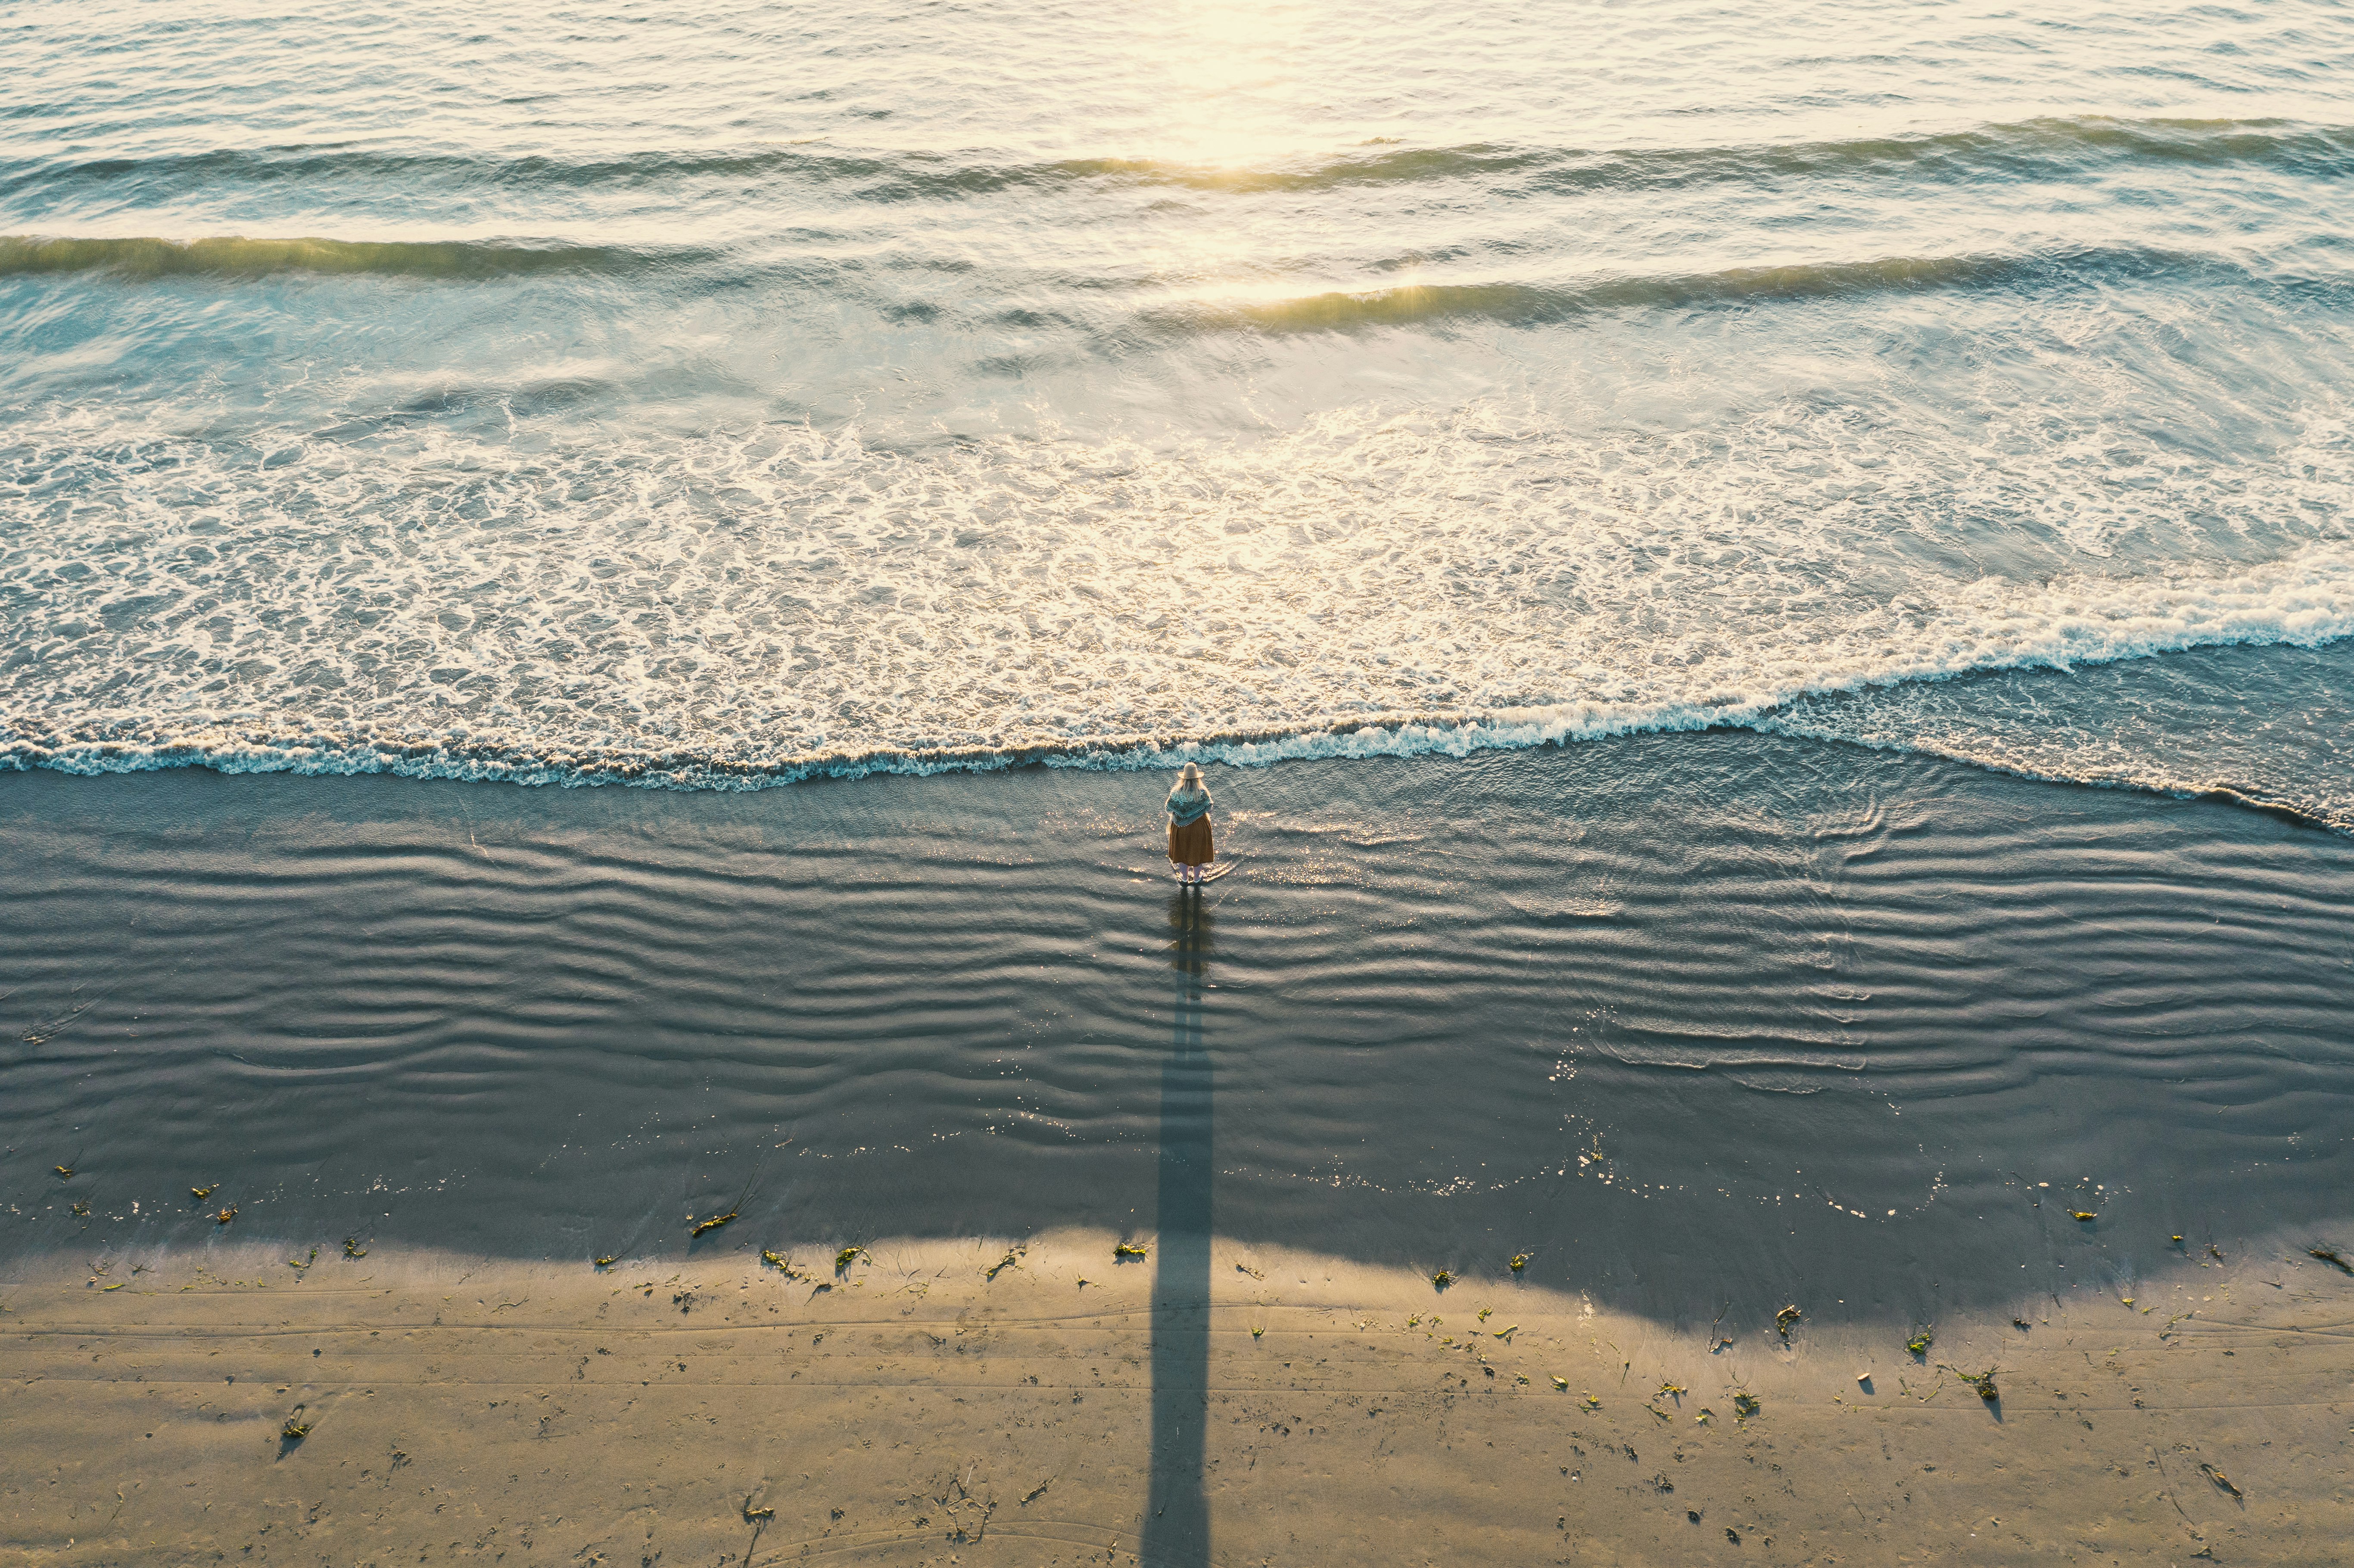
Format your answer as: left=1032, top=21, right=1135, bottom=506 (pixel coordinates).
left=3, top=0, right=2353, bottom=820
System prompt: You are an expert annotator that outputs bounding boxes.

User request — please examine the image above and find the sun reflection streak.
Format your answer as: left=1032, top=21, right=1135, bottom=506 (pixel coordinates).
left=1127, top=0, right=1377, bottom=307
left=1143, top=0, right=1332, bottom=169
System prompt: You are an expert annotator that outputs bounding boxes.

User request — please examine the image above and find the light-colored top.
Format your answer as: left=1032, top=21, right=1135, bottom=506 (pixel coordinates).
left=1166, top=785, right=1213, bottom=826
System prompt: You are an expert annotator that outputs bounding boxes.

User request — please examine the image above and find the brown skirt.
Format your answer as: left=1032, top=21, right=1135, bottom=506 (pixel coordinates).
left=1168, top=815, right=1214, bottom=867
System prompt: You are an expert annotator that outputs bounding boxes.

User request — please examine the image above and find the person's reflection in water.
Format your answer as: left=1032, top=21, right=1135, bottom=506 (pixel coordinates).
left=1142, top=892, right=1214, bottom=1566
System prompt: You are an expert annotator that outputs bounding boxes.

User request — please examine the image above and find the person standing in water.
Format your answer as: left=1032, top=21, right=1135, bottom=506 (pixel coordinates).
left=1166, top=762, right=1215, bottom=886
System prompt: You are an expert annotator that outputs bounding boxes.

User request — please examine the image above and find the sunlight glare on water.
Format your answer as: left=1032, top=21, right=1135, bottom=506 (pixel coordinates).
left=2, top=0, right=2351, bottom=822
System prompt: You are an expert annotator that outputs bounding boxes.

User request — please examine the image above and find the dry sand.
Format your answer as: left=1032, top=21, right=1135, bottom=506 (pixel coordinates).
left=4, top=1229, right=2350, bottom=1566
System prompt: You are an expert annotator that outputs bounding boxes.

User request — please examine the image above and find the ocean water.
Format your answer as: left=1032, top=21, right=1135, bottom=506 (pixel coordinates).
left=6, top=3, right=2354, bottom=1329
left=5, top=0, right=2353, bottom=824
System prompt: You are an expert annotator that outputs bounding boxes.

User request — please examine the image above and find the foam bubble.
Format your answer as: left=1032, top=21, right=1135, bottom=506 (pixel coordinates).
left=2, top=396, right=2349, bottom=818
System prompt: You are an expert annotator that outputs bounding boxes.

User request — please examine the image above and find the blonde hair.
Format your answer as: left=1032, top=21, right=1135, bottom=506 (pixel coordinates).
left=1177, top=762, right=1203, bottom=787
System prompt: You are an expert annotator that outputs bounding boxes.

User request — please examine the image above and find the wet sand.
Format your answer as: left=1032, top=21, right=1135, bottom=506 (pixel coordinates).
left=5, top=735, right=2352, bottom=1561
left=6, top=1231, right=2350, bottom=1565
left=6, top=736, right=2351, bottom=1316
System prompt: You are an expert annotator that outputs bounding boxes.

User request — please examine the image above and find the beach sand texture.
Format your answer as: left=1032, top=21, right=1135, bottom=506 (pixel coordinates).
left=5, top=1233, right=2351, bottom=1565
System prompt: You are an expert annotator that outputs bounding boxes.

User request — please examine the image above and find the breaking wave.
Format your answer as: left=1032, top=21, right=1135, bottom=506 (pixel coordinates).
left=5, top=401, right=2349, bottom=826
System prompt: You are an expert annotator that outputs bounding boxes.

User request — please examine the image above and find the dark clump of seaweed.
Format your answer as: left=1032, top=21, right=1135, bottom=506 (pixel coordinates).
left=1945, top=1364, right=2001, bottom=1404
left=741, top=1491, right=775, bottom=1559
left=691, top=1168, right=763, bottom=1242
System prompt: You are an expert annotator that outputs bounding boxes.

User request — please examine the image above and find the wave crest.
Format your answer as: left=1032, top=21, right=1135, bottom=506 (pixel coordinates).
left=1140, top=249, right=2227, bottom=335
left=0, top=234, right=704, bottom=281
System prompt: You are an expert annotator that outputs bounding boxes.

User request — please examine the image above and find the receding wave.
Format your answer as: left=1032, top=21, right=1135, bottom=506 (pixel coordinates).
left=9, top=549, right=2352, bottom=832
left=5, top=116, right=2348, bottom=208
left=0, top=233, right=711, bottom=281
left=7, top=646, right=2351, bottom=836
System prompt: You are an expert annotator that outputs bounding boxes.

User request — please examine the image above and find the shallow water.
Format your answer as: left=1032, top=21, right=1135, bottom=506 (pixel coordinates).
left=5, top=0, right=2354, bottom=821
left=5, top=739, right=2347, bottom=1330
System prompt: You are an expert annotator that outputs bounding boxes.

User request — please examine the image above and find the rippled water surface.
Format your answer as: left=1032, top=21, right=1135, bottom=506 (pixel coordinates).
left=6, top=744, right=2350, bottom=1316
left=4, top=0, right=2352, bottom=820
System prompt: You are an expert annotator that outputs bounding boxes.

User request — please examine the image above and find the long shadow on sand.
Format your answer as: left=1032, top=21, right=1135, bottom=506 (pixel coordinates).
left=1141, top=890, right=1214, bottom=1567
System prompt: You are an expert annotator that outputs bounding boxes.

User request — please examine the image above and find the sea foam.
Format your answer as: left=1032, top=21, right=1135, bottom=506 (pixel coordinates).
left=5, top=396, right=2348, bottom=825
